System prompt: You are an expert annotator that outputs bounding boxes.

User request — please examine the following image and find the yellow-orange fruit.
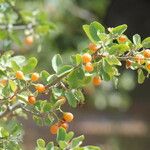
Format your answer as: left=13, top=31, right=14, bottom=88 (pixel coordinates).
left=35, top=84, right=46, bottom=93
left=134, top=54, right=145, bottom=64
left=24, top=36, right=33, bottom=46
left=0, top=79, right=7, bottom=86
left=88, top=43, right=99, bottom=52
left=118, top=35, right=127, bottom=43
left=63, top=112, right=74, bottom=123
left=143, top=49, right=150, bottom=58
left=31, top=73, right=39, bottom=82
left=28, top=96, right=36, bottom=105
left=16, top=71, right=24, bottom=80
left=84, top=62, right=94, bottom=72
left=146, top=63, right=150, bottom=70
left=58, top=96, right=66, bottom=105
left=92, top=76, right=102, bottom=86
left=60, top=122, right=69, bottom=130
left=126, top=60, right=132, bottom=69
left=50, top=123, right=59, bottom=134
left=82, top=53, right=92, bottom=63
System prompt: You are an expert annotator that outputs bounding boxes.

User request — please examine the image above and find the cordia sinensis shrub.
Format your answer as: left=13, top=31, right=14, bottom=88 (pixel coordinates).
left=0, top=0, right=150, bottom=150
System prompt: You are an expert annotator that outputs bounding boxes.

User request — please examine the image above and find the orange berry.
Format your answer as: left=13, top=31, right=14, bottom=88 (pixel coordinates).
left=16, top=71, right=24, bottom=80
left=50, top=123, right=59, bottom=135
left=146, top=63, right=150, bottom=70
left=92, top=76, right=102, bottom=86
left=60, top=122, right=69, bottom=130
left=63, top=112, right=74, bottom=123
left=88, top=43, right=99, bottom=52
left=84, top=62, right=94, bottom=72
left=143, top=49, right=150, bottom=58
left=82, top=53, right=92, bottom=63
left=58, top=96, right=66, bottom=104
left=28, top=96, right=36, bottom=105
left=35, top=84, right=45, bottom=93
left=31, top=73, right=39, bottom=82
left=24, top=36, right=33, bottom=46
left=0, top=79, right=7, bottom=86
left=126, top=60, right=132, bottom=69
left=135, top=54, right=145, bottom=64
left=118, top=35, right=127, bottom=43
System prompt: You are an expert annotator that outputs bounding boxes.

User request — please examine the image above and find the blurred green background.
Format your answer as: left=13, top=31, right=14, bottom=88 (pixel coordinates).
left=1, top=0, right=150, bottom=149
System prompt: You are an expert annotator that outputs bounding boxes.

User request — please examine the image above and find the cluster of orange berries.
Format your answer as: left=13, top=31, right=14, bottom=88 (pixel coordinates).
left=15, top=71, right=46, bottom=105
left=81, top=43, right=102, bottom=86
left=81, top=43, right=99, bottom=72
left=126, top=49, right=150, bottom=70
left=50, top=112, right=74, bottom=134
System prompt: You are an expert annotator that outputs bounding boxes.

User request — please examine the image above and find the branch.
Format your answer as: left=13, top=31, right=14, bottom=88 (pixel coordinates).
left=0, top=102, right=22, bottom=119
left=6, top=0, right=25, bottom=24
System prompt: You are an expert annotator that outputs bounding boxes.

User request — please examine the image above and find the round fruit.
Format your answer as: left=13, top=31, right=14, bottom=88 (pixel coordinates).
left=50, top=123, right=59, bottom=134
left=135, top=54, right=145, bottom=64
left=126, top=60, right=132, bottom=69
left=63, top=112, right=74, bottom=122
left=82, top=53, right=92, bottom=63
left=88, top=43, right=99, bottom=52
left=35, top=84, right=46, bottom=93
left=60, top=122, right=69, bottom=130
left=143, top=49, right=150, bottom=58
left=24, top=36, right=33, bottom=46
left=58, top=96, right=66, bottom=104
left=0, top=79, right=7, bottom=86
left=92, top=76, right=102, bottom=86
left=28, top=96, right=36, bottom=105
left=118, top=35, right=127, bottom=43
left=31, top=73, right=39, bottom=82
left=146, top=63, right=150, bottom=70
left=16, top=71, right=24, bottom=80
left=84, top=62, right=94, bottom=72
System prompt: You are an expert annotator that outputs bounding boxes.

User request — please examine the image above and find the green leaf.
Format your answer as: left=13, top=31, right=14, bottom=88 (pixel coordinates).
left=58, top=141, right=68, bottom=149
left=46, top=142, right=54, bottom=150
left=11, top=61, right=20, bottom=71
left=111, top=24, right=127, bottom=35
left=40, top=70, right=50, bottom=84
left=71, top=135, right=84, bottom=148
left=142, top=37, right=150, bottom=48
left=137, top=69, right=145, bottom=84
left=37, top=139, right=45, bottom=148
left=52, top=54, right=63, bottom=73
left=57, top=65, right=73, bottom=76
left=47, top=74, right=58, bottom=85
left=102, top=59, right=115, bottom=77
left=43, top=103, right=52, bottom=112
left=56, top=128, right=66, bottom=142
left=109, top=44, right=130, bottom=55
left=71, top=54, right=82, bottom=65
left=83, top=146, right=101, bottom=150
left=10, top=56, right=26, bottom=66
left=22, top=57, right=37, bottom=74
left=83, top=25, right=95, bottom=43
left=133, top=34, right=141, bottom=45
left=65, top=90, right=77, bottom=108
left=100, top=67, right=111, bottom=81
left=89, top=21, right=105, bottom=42
left=65, top=131, right=74, bottom=142
left=73, top=89, right=85, bottom=104
left=106, top=55, right=121, bottom=66
left=67, top=68, right=85, bottom=88
left=9, top=80, right=17, bottom=92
